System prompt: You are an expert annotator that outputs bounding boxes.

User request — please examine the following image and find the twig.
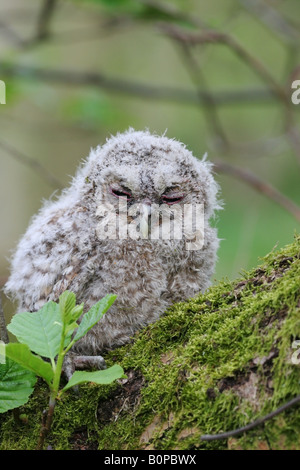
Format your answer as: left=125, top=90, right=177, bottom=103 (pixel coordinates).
left=0, top=293, right=9, bottom=344
left=35, top=18, right=134, bottom=45
left=201, top=394, right=300, bottom=441
left=174, top=41, right=230, bottom=153
left=158, top=24, right=289, bottom=104
left=0, top=20, right=25, bottom=47
left=0, top=1, right=57, bottom=49
left=239, top=0, right=299, bottom=43
left=136, top=0, right=209, bottom=29
left=285, top=121, right=300, bottom=165
left=0, top=140, right=63, bottom=190
left=158, top=22, right=300, bottom=165
left=214, top=160, right=300, bottom=222
left=34, top=0, right=58, bottom=42
left=231, top=135, right=288, bottom=159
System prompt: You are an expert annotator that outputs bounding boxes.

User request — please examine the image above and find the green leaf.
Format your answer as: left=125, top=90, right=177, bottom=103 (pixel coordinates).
left=0, top=357, right=36, bottom=413
left=62, top=364, right=125, bottom=392
left=73, top=294, right=117, bottom=343
left=7, top=302, right=62, bottom=359
left=5, top=343, right=54, bottom=385
left=59, top=291, right=76, bottom=322
left=70, top=304, right=84, bottom=321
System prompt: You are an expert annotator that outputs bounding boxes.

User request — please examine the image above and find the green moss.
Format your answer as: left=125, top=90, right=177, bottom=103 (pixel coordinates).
left=1, top=235, right=300, bottom=450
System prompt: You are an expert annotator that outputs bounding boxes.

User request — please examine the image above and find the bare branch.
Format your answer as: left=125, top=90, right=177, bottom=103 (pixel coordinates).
left=201, top=394, right=300, bottom=441
left=0, top=62, right=277, bottom=107
left=34, top=0, right=58, bottom=42
left=214, top=160, right=300, bottom=222
left=239, top=0, right=299, bottom=43
left=0, top=140, right=64, bottom=190
left=158, top=23, right=300, bottom=166
left=0, top=1, right=58, bottom=49
left=158, top=23, right=289, bottom=104
left=136, top=0, right=208, bottom=29
left=0, top=20, right=25, bottom=47
left=171, top=41, right=230, bottom=152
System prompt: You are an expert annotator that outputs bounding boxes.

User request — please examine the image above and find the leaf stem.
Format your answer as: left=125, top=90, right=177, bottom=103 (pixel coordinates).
left=36, top=327, right=67, bottom=449
left=36, top=396, right=56, bottom=450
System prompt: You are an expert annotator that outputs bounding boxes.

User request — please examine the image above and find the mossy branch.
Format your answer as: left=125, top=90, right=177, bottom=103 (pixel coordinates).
left=1, top=236, right=300, bottom=450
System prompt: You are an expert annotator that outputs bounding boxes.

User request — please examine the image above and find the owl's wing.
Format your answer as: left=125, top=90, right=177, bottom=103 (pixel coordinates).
left=5, top=194, right=101, bottom=312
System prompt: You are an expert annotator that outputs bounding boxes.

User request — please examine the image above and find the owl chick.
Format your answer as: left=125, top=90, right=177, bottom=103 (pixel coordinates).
left=5, top=129, right=221, bottom=364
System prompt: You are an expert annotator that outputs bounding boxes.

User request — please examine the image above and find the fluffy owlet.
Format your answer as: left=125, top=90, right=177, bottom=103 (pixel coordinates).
left=5, top=129, right=221, bottom=367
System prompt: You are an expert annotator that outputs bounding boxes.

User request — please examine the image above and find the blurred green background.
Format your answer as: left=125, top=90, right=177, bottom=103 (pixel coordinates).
left=0, top=0, right=299, bottom=308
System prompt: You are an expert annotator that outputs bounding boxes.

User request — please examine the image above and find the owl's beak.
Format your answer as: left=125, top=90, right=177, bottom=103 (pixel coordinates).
left=140, top=200, right=152, bottom=239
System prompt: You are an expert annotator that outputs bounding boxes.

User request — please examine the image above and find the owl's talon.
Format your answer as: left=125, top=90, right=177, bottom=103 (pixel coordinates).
left=62, top=353, right=106, bottom=382
left=73, top=355, right=107, bottom=371
left=62, top=352, right=76, bottom=382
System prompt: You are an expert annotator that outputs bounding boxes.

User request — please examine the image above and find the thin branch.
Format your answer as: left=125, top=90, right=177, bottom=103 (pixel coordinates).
left=158, top=23, right=289, bottom=104
left=284, top=113, right=300, bottom=166
left=156, top=19, right=300, bottom=167
left=0, top=293, right=9, bottom=344
left=201, top=394, right=300, bottom=441
left=214, top=160, right=300, bottom=222
left=174, top=41, right=230, bottom=153
left=0, top=62, right=277, bottom=107
left=136, top=0, right=209, bottom=29
left=239, top=0, right=299, bottom=44
left=157, top=23, right=300, bottom=166
left=231, top=135, right=288, bottom=159
left=157, top=20, right=300, bottom=168
left=0, top=140, right=64, bottom=190
left=0, top=20, right=25, bottom=47
left=34, top=0, right=58, bottom=42
left=36, top=17, right=134, bottom=45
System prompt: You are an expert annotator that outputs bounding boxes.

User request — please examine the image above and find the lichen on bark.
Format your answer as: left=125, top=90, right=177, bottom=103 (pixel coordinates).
left=1, top=235, right=300, bottom=450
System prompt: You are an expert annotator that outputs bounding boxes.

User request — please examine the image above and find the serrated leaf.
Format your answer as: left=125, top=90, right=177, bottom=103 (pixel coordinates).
left=7, top=301, right=62, bottom=359
left=62, top=364, right=125, bottom=392
left=5, top=343, right=54, bottom=385
left=73, top=294, right=117, bottom=343
left=0, top=357, right=36, bottom=413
